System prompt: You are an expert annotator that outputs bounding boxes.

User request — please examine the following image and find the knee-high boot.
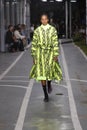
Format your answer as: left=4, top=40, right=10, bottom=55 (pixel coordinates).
left=42, top=85, right=49, bottom=102
left=47, top=81, right=52, bottom=94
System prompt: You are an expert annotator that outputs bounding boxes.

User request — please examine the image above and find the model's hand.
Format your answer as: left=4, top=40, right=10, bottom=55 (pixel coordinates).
left=53, top=57, right=58, bottom=62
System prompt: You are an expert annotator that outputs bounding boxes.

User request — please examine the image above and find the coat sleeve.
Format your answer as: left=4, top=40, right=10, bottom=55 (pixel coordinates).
left=31, top=30, right=38, bottom=58
left=52, top=28, right=59, bottom=57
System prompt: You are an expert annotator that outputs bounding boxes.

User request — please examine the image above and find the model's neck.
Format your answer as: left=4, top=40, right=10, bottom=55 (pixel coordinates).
left=42, top=24, right=49, bottom=26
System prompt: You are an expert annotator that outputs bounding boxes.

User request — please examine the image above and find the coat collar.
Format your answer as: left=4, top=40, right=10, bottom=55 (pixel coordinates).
left=41, top=24, right=50, bottom=31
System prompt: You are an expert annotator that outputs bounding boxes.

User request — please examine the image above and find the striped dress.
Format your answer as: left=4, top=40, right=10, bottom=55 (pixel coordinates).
left=30, top=24, right=62, bottom=81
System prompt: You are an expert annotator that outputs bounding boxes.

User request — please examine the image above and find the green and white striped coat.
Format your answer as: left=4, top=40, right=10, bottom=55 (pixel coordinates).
left=30, top=24, right=62, bottom=82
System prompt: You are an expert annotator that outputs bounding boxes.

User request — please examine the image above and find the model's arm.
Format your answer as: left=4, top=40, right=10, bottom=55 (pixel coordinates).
left=31, top=30, right=38, bottom=63
left=52, top=28, right=59, bottom=61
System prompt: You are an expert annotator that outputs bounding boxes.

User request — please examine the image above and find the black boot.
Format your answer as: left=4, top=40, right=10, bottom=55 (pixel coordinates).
left=47, top=81, right=52, bottom=94
left=43, top=86, right=49, bottom=102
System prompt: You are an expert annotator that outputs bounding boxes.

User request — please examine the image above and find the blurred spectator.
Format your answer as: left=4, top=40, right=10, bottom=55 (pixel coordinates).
left=30, top=24, right=34, bottom=39
left=17, top=24, right=22, bottom=30
left=5, top=25, right=18, bottom=52
left=50, top=18, right=56, bottom=28
left=21, top=24, right=28, bottom=47
left=21, top=24, right=26, bottom=36
left=14, top=25, right=26, bottom=51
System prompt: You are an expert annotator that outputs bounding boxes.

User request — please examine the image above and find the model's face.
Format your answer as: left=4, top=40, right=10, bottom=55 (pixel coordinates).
left=41, top=15, right=49, bottom=25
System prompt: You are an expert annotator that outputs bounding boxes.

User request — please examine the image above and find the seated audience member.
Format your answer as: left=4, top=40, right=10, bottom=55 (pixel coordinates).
left=5, top=25, right=17, bottom=52
left=21, top=24, right=26, bottom=36
left=14, top=25, right=26, bottom=51
left=20, top=24, right=27, bottom=47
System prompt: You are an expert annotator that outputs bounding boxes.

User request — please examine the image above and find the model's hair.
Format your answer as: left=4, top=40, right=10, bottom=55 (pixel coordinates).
left=40, top=13, right=49, bottom=19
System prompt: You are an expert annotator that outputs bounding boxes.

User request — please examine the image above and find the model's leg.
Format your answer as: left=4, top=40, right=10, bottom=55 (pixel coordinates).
left=41, top=80, right=49, bottom=102
left=47, top=80, right=52, bottom=94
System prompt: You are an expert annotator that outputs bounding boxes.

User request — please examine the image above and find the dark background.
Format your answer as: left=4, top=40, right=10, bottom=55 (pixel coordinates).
left=30, top=0, right=86, bottom=26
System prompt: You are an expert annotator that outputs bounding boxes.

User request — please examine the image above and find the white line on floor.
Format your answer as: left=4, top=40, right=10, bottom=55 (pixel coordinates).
left=2, top=77, right=87, bottom=84
left=14, top=79, right=34, bottom=130
left=63, top=78, right=87, bottom=83
left=70, top=78, right=87, bottom=83
left=4, top=76, right=28, bottom=78
left=74, top=43, right=87, bottom=61
left=60, top=44, right=82, bottom=130
left=0, top=52, right=24, bottom=80
left=0, top=85, right=27, bottom=89
left=0, top=80, right=29, bottom=83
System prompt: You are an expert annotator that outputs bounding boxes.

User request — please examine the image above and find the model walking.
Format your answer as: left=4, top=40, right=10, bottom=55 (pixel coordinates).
left=30, top=14, right=62, bottom=102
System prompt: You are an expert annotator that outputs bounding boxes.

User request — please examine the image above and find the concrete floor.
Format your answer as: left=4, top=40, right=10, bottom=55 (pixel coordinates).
left=0, top=42, right=87, bottom=130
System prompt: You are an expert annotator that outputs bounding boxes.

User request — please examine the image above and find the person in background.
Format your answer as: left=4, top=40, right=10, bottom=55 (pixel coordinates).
left=21, top=24, right=26, bottom=36
left=5, top=25, right=18, bottom=52
left=14, top=25, right=26, bottom=51
left=30, top=13, right=62, bottom=102
left=21, top=24, right=28, bottom=47
left=30, top=24, right=35, bottom=40
left=17, top=24, right=22, bottom=30
left=50, top=18, right=56, bottom=28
